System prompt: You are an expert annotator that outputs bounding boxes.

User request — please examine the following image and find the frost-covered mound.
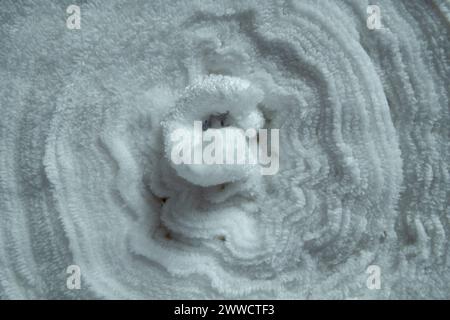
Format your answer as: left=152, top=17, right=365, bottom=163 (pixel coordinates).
left=0, top=0, right=449, bottom=299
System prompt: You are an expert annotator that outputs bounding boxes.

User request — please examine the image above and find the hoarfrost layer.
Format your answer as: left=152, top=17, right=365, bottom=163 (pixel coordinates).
left=0, top=0, right=449, bottom=299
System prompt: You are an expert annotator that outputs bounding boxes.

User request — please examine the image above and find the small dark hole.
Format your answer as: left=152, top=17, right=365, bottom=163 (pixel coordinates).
left=202, top=120, right=209, bottom=131
left=380, top=231, right=387, bottom=243
left=158, top=197, right=169, bottom=207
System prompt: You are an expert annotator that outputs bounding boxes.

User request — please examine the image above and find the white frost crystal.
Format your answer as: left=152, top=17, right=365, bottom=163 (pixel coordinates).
left=0, top=0, right=449, bottom=299
left=163, top=75, right=264, bottom=187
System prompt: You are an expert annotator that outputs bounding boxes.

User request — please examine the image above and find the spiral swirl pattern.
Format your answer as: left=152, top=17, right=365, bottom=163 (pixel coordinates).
left=0, top=0, right=449, bottom=299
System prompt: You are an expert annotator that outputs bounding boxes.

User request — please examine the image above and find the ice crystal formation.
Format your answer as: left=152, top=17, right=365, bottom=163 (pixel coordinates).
left=0, top=0, right=449, bottom=299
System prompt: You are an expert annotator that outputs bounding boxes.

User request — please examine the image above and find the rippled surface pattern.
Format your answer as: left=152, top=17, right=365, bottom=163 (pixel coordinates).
left=0, top=0, right=449, bottom=299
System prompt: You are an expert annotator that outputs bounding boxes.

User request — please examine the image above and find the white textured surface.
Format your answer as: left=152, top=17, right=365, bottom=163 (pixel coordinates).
left=0, top=0, right=449, bottom=299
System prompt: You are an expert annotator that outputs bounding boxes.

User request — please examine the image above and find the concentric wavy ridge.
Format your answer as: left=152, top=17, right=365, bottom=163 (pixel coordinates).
left=0, top=0, right=449, bottom=299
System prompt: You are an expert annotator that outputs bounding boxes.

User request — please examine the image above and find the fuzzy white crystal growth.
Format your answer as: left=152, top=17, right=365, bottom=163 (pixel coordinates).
left=163, top=75, right=264, bottom=187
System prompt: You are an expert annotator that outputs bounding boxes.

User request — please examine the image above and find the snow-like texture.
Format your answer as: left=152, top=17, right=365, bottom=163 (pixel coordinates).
left=0, top=0, right=449, bottom=299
